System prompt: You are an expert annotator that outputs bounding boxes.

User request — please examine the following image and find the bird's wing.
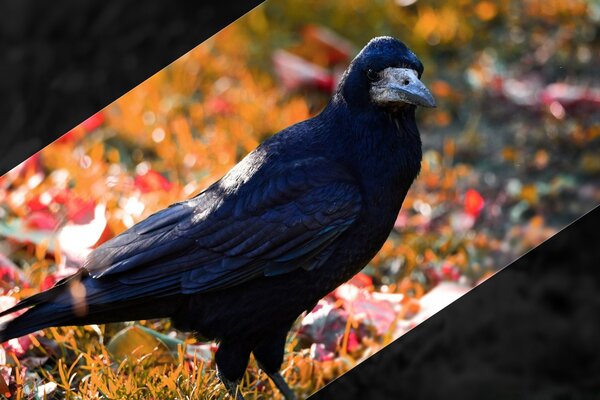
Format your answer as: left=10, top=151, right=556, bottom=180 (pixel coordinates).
left=84, top=157, right=362, bottom=295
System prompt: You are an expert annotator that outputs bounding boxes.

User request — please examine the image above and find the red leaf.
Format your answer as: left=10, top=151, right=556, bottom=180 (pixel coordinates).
left=4, top=335, right=33, bottom=357
left=58, top=112, right=105, bottom=144
left=441, top=262, right=461, bottom=282
left=56, top=128, right=86, bottom=144
left=348, top=272, right=373, bottom=289
left=52, top=188, right=70, bottom=205
left=134, top=170, right=173, bottom=193
left=26, top=196, right=48, bottom=212
left=206, top=97, right=234, bottom=115
left=80, top=112, right=105, bottom=132
left=66, top=197, right=96, bottom=224
left=464, top=188, right=485, bottom=218
left=40, top=274, right=57, bottom=292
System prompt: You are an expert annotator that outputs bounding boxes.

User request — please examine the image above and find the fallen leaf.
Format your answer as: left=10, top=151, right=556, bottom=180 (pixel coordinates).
left=107, top=325, right=175, bottom=364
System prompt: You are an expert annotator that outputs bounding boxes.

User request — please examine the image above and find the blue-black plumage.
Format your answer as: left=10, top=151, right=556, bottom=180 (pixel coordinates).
left=0, top=36, right=434, bottom=400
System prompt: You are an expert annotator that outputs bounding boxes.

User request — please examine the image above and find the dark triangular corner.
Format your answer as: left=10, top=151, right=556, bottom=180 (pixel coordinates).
left=309, top=205, right=600, bottom=400
left=0, top=0, right=263, bottom=175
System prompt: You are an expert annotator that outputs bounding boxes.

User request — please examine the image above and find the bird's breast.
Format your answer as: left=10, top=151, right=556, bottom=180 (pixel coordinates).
left=312, top=129, right=421, bottom=291
left=309, top=174, right=412, bottom=295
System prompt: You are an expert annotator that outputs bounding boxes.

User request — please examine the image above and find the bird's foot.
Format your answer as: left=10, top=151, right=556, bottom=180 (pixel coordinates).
left=259, top=367, right=297, bottom=400
left=269, top=372, right=297, bottom=400
left=217, top=369, right=245, bottom=400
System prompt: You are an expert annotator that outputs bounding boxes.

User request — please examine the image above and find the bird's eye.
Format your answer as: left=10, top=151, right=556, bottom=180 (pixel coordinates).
left=366, top=69, right=379, bottom=82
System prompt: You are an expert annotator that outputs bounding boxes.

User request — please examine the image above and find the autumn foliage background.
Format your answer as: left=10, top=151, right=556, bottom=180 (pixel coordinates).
left=0, top=0, right=598, bottom=398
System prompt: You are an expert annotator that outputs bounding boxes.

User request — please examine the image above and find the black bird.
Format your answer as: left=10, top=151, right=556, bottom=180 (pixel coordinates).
left=0, top=36, right=434, bottom=399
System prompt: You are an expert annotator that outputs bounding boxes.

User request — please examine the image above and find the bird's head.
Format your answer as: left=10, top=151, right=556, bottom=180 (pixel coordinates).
left=335, top=36, right=436, bottom=112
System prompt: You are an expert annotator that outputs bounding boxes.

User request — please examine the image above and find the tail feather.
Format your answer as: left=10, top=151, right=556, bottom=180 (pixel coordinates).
left=0, top=271, right=84, bottom=319
left=0, top=299, right=177, bottom=342
left=0, top=304, right=75, bottom=342
left=0, top=272, right=182, bottom=343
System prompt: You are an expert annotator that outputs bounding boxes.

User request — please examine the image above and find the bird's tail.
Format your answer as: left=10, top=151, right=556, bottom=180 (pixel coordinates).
left=0, top=270, right=179, bottom=342
left=0, top=302, right=79, bottom=342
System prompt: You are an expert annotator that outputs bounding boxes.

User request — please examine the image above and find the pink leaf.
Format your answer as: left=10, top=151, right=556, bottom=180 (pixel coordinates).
left=24, top=210, right=58, bottom=231
left=272, top=50, right=335, bottom=92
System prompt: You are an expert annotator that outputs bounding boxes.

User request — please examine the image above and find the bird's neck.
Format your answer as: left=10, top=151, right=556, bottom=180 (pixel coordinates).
left=324, top=102, right=423, bottom=191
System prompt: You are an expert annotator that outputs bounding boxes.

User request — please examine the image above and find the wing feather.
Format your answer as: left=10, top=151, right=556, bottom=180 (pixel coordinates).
left=83, top=157, right=362, bottom=296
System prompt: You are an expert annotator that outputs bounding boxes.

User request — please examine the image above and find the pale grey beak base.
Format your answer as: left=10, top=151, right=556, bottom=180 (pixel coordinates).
left=370, top=67, right=436, bottom=108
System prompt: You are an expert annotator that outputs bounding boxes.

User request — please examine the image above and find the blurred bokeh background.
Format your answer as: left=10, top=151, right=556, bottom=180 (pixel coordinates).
left=0, top=0, right=598, bottom=398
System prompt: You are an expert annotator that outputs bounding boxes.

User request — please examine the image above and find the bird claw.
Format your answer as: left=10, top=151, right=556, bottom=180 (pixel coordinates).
left=268, top=372, right=297, bottom=400
left=217, top=367, right=296, bottom=400
left=217, top=369, right=245, bottom=400
left=258, top=365, right=297, bottom=400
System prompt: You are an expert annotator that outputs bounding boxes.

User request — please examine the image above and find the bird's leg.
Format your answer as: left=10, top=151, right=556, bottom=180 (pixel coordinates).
left=253, top=325, right=297, bottom=400
left=257, top=364, right=297, bottom=400
left=215, top=341, right=251, bottom=400
left=217, top=368, right=245, bottom=400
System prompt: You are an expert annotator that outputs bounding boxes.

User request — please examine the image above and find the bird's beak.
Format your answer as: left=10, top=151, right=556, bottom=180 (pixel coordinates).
left=371, top=67, right=436, bottom=108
